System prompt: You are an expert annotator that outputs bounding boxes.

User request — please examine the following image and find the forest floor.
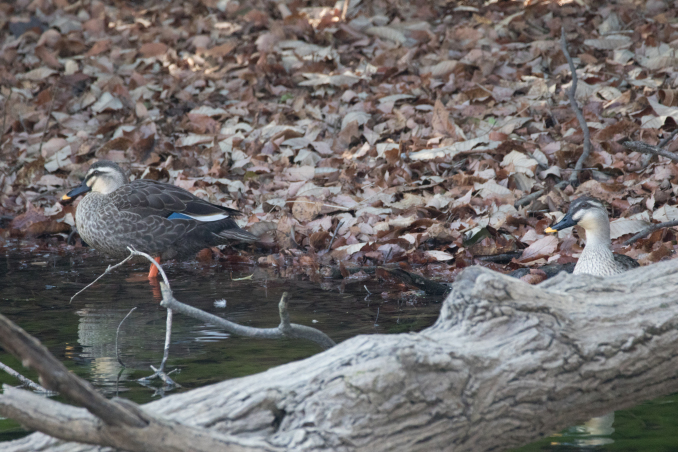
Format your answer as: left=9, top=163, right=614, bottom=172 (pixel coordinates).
left=1, top=0, right=678, bottom=287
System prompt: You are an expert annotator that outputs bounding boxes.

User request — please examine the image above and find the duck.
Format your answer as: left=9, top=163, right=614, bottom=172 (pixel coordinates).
left=62, top=160, right=258, bottom=278
left=545, top=196, right=637, bottom=446
left=544, top=196, right=639, bottom=276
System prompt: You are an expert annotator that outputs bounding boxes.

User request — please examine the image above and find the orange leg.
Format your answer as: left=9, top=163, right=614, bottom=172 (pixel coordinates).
left=148, top=257, right=161, bottom=279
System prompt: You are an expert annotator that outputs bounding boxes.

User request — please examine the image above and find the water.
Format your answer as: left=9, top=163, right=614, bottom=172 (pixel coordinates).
left=1, top=242, right=677, bottom=449
left=0, top=242, right=442, bottom=442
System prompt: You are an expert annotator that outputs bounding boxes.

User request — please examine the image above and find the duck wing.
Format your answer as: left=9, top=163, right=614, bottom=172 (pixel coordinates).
left=110, top=179, right=243, bottom=220
left=614, top=253, right=640, bottom=270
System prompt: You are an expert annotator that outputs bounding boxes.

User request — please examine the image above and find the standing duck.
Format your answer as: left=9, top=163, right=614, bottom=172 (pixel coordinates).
left=545, top=196, right=639, bottom=276
left=62, top=160, right=258, bottom=277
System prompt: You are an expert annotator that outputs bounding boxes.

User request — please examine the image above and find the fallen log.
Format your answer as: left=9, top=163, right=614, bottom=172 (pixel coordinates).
left=4, top=260, right=678, bottom=451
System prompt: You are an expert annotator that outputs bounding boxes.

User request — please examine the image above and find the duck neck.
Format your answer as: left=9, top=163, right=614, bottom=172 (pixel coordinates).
left=583, top=223, right=611, bottom=248
left=580, top=219, right=614, bottom=261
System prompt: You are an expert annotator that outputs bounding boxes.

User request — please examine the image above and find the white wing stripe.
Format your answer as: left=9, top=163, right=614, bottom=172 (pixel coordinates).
left=169, top=212, right=230, bottom=222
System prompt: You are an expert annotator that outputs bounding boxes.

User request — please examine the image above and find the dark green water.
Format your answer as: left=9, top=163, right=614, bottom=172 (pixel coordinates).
left=0, top=242, right=677, bottom=450
left=0, top=242, right=440, bottom=442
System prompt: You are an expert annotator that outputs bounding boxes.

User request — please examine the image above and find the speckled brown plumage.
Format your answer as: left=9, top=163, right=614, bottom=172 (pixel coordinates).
left=69, top=161, right=258, bottom=260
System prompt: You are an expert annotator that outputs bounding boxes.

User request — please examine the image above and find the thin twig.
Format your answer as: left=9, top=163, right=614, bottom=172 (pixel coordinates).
left=115, top=307, right=137, bottom=367
left=72, top=247, right=178, bottom=386
left=515, top=188, right=546, bottom=208
left=138, top=307, right=178, bottom=387
left=0, top=360, right=50, bottom=393
left=127, top=246, right=170, bottom=287
left=124, top=247, right=177, bottom=387
left=1, top=88, right=12, bottom=145
left=623, top=219, right=678, bottom=245
left=341, top=0, right=350, bottom=21
left=560, top=28, right=591, bottom=186
left=71, top=254, right=135, bottom=302
left=658, top=128, right=678, bottom=148
left=515, top=181, right=568, bottom=208
left=327, top=220, right=344, bottom=252
left=623, top=140, right=678, bottom=163
left=37, top=83, right=58, bottom=158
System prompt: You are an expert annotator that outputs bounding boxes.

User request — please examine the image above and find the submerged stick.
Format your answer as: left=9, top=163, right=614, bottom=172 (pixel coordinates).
left=159, top=284, right=335, bottom=350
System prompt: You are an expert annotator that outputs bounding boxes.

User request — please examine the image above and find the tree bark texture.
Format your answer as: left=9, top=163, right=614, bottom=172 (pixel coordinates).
left=5, top=260, right=678, bottom=452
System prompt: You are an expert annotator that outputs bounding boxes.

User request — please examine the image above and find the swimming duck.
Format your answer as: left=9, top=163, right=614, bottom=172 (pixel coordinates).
left=62, top=160, right=258, bottom=277
left=545, top=196, right=639, bottom=276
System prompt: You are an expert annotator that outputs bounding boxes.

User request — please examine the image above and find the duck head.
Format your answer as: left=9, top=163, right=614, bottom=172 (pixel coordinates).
left=62, top=160, right=129, bottom=201
left=545, top=196, right=611, bottom=244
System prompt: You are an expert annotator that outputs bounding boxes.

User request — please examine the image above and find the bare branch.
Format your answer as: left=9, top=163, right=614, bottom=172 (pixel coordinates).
left=0, top=385, right=278, bottom=452
left=560, top=28, right=591, bottom=185
left=623, top=218, right=678, bottom=245
left=0, top=361, right=49, bottom=393
left=127, top=246, right=170, bottom=287
left=159, top=284, right=335, bottom=349
left=327, top=220, right=344, bottom=252
left=1, top=88, right=12, bottom=145
left=0, top=313, right=146, bottom=428
left=658, top=128, right=678, bottom=148
left=122, top=247, right=178, bottom=386
left=70, top=253, right=135, bottom=302
left=138, top=307, right=179, bottom=387
left=623, top=140, right=678, bottom=163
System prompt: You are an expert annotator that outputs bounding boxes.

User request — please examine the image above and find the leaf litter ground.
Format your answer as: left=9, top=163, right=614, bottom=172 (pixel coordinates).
left=2, top=0, right=678, bottom=290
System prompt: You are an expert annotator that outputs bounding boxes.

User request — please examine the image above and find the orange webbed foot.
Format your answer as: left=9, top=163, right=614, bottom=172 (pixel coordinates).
left=148, top=257, right=161, bottom=279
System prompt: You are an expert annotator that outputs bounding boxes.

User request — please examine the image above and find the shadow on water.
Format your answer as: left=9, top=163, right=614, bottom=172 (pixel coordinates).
left=0, top=245, right=443, bottom=442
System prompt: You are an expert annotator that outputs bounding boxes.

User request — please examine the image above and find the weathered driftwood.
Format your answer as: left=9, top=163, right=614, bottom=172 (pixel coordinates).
left=5, top=260, right=678, bottom=452
left=0, top=312, right=277, bottom=452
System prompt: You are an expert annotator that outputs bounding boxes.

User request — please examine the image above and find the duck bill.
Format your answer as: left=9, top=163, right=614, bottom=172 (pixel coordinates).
left=61, top=180, right=91, bottom=202
left=544, top=214, right=577, bottom=233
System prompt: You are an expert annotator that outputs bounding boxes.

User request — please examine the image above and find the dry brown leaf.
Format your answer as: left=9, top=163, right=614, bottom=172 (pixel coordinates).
left=291, top=197, right=322, bottom=222
left=139, top=42, right=168, bottom=58
left=520, top=236, right=558, bottom=261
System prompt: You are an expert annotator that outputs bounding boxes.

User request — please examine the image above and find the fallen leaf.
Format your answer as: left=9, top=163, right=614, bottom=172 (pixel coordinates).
left=520, top=236, right=558, bottom=261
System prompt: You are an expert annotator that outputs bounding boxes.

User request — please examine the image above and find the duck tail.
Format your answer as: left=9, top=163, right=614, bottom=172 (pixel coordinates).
left=215, top=228, right=259, bottom=243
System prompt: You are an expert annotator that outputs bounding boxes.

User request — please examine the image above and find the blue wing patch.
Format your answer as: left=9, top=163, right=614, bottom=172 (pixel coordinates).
left=168, top=212, right=192, bottom=220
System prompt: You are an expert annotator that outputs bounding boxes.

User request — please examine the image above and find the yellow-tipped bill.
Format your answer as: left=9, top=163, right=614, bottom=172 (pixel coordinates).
left=545, top=214, right=577, bottom=233
left=62, top=179, right=92, bottom=201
